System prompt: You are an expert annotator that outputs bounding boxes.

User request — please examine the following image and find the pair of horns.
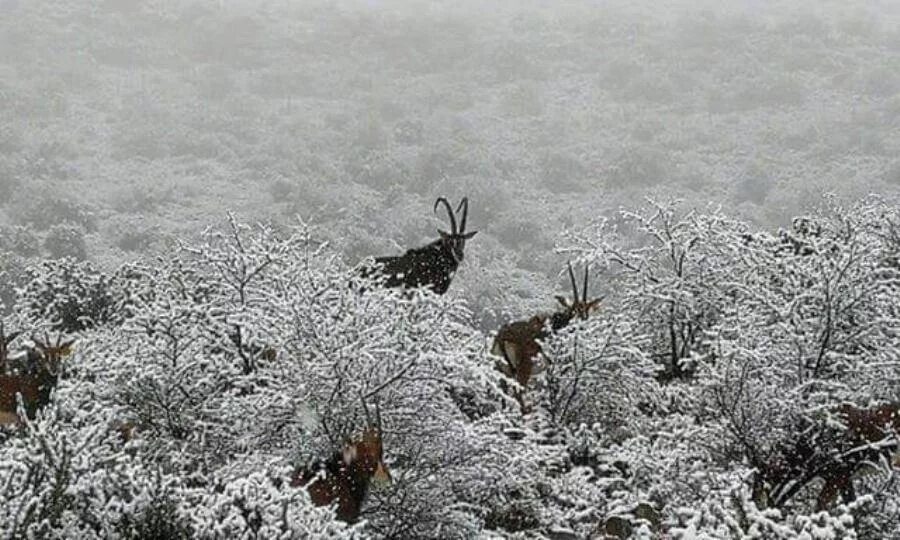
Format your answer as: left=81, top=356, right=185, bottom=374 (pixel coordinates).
left=566, top=262, right=591, bottom=303
left=360, top=394, right=383, bottom=437
left=434, top=197, right=470, bottom=236
left=0, top=326, right=73, bottom=354
left=320, top=393, right=385, bottom=446
left=32, top=331, right=74, bottom=353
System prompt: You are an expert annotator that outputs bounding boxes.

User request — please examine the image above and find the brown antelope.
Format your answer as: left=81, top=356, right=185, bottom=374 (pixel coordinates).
left=291, top=401, right=391, bottom=523
left=492, top=263, right=601, bottom=412
left=752, top=402, right=900, bottom=511
left=0, top=334, right=75, bottom=426
left=367, top=197, right=477, bottom=295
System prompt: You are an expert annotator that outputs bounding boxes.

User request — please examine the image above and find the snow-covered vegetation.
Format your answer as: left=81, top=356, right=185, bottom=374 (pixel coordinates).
left=1, top=196, right=899, bottom=538
left=2, top=0, right=900, bottom=537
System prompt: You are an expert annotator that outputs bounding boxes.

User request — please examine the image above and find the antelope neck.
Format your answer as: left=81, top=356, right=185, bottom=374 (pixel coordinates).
left=34, top=369, right=59, bottom=408
left=549, top=311, right=574, bottom=332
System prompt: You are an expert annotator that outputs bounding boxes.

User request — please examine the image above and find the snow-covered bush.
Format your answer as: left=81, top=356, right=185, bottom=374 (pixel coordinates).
left=3, top=200, right=900, bottom=538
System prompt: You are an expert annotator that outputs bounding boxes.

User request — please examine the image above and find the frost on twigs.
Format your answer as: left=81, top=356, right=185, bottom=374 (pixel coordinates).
left=3, top=200, right=900, bottom=538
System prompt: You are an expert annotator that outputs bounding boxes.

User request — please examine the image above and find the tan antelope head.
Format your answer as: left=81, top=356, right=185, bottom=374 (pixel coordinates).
left=491, top=262, right=601, bottom=412
left=291, top=399, right=391, bottom=523
left=0, top=333, right=75, bottom=426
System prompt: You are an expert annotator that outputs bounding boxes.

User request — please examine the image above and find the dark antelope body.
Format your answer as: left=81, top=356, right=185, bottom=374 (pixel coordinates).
left=0, top=334, right=74, bottom=426
left=491, top=263, right=601, bottom=412
left=291, top=402, right=391, bottom=523
left=368, top=197, right=477, bottom=295
left=753, top=402, right=900, bottom=511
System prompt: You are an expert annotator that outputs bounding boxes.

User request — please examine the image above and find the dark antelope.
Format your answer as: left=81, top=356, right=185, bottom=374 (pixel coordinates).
left=752, top=402, right=900, bottom=511
left=0, top=334, right=75, bottom=426
left=291, top=401, right=391, bottom=523
left=491, top=263, right=601, bottom=412
left=368, top=197, right=477, bottom=295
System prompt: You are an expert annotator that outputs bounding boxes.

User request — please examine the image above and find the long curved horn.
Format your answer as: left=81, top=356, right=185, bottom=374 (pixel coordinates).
left=360, top=393, right=372, bottom=427
left=31, top=334, right=47, bottom=351
left=434, top=198, right=458, bottom=235
left=567, top=262, right=579, bottom=301
left=375, top=400, right=383, bottom=439
left=457, top=197, right=469, bottom=233
left=0, top=323, right=16, bottom=348
left=582, top=264, right=590, bottom=303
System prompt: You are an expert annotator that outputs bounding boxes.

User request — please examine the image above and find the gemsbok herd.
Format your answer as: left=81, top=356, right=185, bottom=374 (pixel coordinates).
left=2, top=197, right=898, bottom=524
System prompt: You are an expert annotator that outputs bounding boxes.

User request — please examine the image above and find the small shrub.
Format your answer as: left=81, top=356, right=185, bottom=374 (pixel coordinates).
left=18, top=258, right=119, bottom=332
left=12, top=191, right=95, bottom=232
left=44, top=223, right=87, bottom=261
left=0, top=225, right=41, bottom=257
left=116, top=493, right=194, bottom=540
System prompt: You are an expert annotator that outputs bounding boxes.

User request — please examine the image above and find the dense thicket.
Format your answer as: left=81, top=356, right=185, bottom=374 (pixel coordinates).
left=1, top=197, right=899, bottom=538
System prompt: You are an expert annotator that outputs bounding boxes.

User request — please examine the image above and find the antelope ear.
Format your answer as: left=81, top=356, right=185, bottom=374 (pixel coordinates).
left=372, top=461, right=391, bottom=486
left=555, top=296, right=570, bottom=308
left=59, top=340, right=76, bottom=357
left=462, top=230, right=478, bottom=239
left=438, top=230, right=450, bottom=239
left=588, top=298, right=603, bottom=310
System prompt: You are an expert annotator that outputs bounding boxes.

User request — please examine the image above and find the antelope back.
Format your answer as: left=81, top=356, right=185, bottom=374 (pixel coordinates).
left=811, top=403, right=900, bottom=510
left=837, top=402, right=900, bottom=443
left=758, top=402, right=900, bottom=510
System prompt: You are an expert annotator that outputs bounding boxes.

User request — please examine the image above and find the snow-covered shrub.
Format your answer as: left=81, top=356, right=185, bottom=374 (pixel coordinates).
left=43, top=222, right=88, bottom=261
left=16, top=258, right=121, bottom=332
left=4, top=200, right=900, bottom=538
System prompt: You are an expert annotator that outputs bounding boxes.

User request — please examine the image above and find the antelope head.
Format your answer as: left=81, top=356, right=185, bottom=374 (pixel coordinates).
left=351, top=398, right=391, bottom=487
left=435, top=197, right=477, bottom=264
left=30, top=333, right=76, bottom=375
left=554, top=262, right=602, bottom=324
left=0, top=332, right=74, bottom=426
